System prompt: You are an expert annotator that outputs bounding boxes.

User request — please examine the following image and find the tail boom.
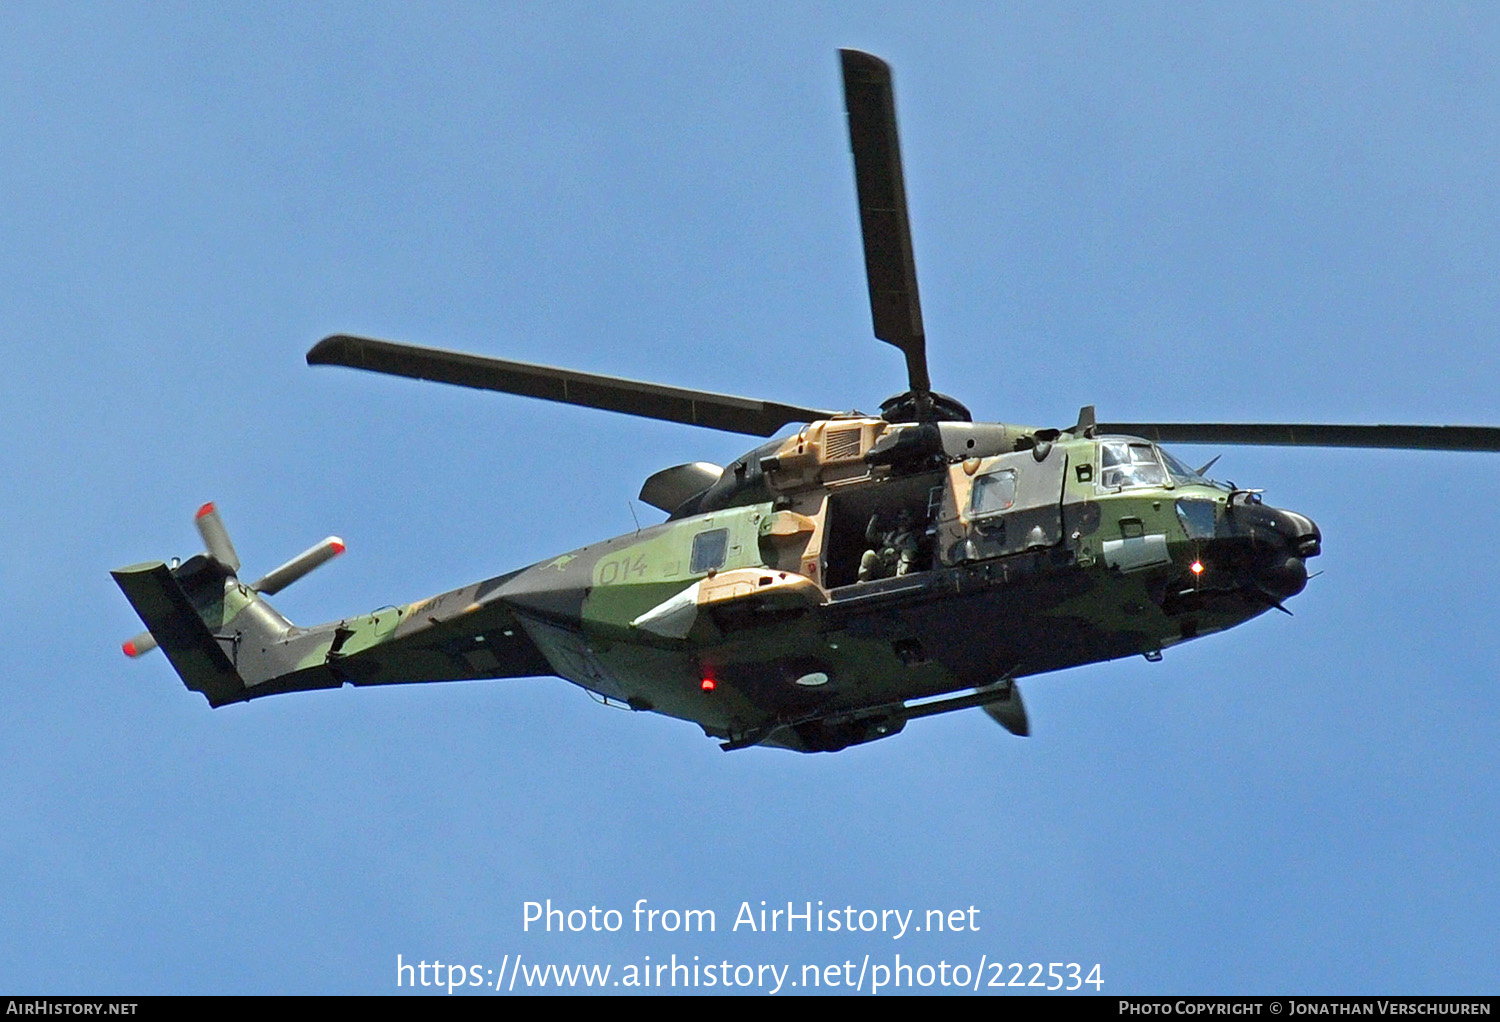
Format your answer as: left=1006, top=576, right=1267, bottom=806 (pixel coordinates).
left=114, top=557, right=556, bottom=707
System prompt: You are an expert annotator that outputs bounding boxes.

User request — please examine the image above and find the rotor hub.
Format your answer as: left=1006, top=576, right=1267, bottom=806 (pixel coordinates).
left=879, top=390, right=972, bottom=425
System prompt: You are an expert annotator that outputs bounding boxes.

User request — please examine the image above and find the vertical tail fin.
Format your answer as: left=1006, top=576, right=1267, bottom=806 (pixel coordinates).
left=112, top=560, right=248, bottom=706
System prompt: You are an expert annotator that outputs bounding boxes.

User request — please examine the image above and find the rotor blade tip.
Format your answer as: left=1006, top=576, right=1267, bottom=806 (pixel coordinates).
left=122, top=640, right=137, bottom=657
left=329, top=538, right=346, bottom=555
left=840, top=48, right=885, bottom=67
left=306, top=335, right=351, bottom=365
left=195, top=502, right=216, bottom=520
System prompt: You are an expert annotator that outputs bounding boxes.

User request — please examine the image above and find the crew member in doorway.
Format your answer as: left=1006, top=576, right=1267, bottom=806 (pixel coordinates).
left=859, top=509, right=923, bottom=582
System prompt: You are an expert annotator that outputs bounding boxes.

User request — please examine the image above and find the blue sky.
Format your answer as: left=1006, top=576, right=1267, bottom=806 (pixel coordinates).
left=2, top=3, right=1497, bottom=995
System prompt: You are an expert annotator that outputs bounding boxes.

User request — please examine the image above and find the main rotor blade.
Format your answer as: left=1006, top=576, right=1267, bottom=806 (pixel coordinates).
left=1096, top=422, right=1500, bottom=452
left=841, top=48, right=930, bottom=393
left=307, top=335, right=836, bottom=437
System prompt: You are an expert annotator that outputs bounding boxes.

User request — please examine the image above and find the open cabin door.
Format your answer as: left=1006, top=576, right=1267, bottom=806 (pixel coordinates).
left=936, top=446, right=1068, bottom=566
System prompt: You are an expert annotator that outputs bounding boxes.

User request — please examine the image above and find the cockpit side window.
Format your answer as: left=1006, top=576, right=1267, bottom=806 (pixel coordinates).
left=1099, top=441, right=1168, bottom=490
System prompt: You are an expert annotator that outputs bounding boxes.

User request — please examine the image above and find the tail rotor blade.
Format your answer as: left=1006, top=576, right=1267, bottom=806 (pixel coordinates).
left=194, top=502, right=241, bottom=573
left=250, top=537, right=346, bottom=595
left=122, top=630, right=158, bottom=658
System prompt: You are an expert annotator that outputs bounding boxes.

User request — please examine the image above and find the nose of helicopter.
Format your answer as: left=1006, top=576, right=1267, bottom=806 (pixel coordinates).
left=1274, top=508, right=1322, bottom=559
left=1249, top=505, right=1321, bottom=600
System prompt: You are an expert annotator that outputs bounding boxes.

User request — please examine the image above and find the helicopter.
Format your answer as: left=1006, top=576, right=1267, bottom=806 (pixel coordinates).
left=113, top=49, right=1500, bottom=753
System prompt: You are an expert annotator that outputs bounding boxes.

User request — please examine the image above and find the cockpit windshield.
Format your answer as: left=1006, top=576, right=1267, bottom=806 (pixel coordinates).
left=1158, top=447, right=1217, bottom=487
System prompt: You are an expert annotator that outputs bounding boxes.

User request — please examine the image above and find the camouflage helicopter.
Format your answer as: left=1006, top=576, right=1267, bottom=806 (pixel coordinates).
left=114, top=50, right=1500, bottom=753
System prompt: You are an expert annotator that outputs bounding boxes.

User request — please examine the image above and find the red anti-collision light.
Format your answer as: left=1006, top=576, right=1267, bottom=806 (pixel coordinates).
left=700, top=678, right=716, bottom=692
left=1190, top=561, right=1204, bottom=575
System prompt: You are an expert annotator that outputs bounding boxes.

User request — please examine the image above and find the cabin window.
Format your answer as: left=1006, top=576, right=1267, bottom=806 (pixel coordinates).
left=969, top=469, right=1017, bottom=519
left=690, top=528, right=729, bottom=573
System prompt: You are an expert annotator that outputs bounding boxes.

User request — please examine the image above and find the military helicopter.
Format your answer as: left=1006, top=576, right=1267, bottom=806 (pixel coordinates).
left=113, top=50, right=1500, bottom=753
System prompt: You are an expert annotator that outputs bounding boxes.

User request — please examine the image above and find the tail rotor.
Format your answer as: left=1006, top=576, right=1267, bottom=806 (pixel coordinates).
left=121, top=502, right=344, bottom=657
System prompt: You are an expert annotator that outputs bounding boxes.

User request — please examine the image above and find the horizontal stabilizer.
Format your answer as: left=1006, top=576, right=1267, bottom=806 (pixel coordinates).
left=111, top=562, right=244, bottom=706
